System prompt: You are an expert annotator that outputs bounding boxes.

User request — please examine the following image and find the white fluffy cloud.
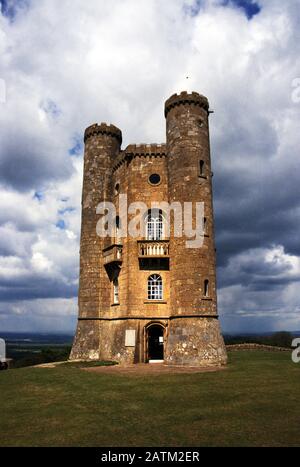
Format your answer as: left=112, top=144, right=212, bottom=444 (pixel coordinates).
left=0, top=0, right=300, bottom=333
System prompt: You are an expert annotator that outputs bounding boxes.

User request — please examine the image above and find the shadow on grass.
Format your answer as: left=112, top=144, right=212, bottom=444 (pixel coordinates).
left=61, top=360, right=118, bottom=368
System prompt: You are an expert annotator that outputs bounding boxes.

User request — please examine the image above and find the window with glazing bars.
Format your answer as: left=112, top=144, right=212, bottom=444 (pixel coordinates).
left=148, top=274, right=163, bottom=300
left=146, top=210, right=163, bottom=240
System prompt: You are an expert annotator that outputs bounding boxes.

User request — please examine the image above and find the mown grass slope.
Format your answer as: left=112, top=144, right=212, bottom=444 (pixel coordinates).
left=0, top=351, right=299, bottom=447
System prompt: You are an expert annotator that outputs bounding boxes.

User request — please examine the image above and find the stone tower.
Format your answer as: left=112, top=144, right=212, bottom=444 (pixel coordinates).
left=70, top=91, right=227, bottom=367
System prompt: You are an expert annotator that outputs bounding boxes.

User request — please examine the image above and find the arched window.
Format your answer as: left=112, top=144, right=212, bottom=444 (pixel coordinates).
left=204, top=279, right=209, bottom=297
left=113, top=278, right=119, bottom=304
left=200, top=160, right=205, bottom=176
left=146, top=209, right=164, bottom=240
left=148, top=274, right=163, bottom=300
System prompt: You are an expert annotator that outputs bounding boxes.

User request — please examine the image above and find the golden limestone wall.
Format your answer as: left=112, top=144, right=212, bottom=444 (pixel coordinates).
left=70, top=124, right=121, bottom=360
left=70, top=92, right=227, bottom=367
left=164, top=92, right=226, bottom=365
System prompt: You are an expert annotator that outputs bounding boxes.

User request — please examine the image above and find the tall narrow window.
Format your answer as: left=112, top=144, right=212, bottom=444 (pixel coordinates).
left=203, top=217, right=207, bottom=234
left=115, top=216, right=121, bottom=243
left=113, top=279, right=119, bottom=304
left=200, top=160, right=205, bottom=176
left=204, top=279, right=209, bottom=297
left=148, top=274, right=163, bottom=300
left=146, top=210, right=163, bottom=240
left=114, top=183, right=120, bottom=195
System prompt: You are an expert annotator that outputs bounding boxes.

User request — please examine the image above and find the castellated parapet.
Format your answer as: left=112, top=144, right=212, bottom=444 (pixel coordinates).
left=84, top=123, right=123, bottom=144
left=70, top=91, right=227, bottom=367
left=164, top=91, right=210, bottom=116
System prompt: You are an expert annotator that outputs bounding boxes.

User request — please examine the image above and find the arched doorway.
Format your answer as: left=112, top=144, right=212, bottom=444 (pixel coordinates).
left=146, top=323, right=165, bottom=363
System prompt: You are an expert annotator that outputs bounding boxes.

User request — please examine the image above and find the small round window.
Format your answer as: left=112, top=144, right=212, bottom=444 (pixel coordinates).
left=149, top=174, right=161, bottom=185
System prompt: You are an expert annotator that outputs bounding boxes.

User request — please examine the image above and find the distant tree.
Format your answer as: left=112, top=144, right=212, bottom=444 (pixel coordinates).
left=268, top=332, right=293, bottom=348
left=224, top=332, right=293, bottom=348
left=13, top=346, right=71, bottom=368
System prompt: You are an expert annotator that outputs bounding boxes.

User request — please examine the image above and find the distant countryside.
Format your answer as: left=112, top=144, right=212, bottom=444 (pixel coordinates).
left=1, top=333, right=73, bottom=368
left=1, top=331, right=299, bottom=368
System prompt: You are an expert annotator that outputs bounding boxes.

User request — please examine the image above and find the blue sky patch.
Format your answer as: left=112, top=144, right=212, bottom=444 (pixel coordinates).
left=184, top=0, right=261, bottom=20
left=221, top=0, right=261, bottom=19
left=0, top=0, right=29, bottom=21
left=33, top=191, right=44, bottom=201
left=40, top=99, right=61, bottom=119
left=69, top=135, right=83, bottom=156
left=58, top=207, right=75, bottom=216
left=56, top=219, right=66, bottom=230
left=183, top=0, right=202, bottom=17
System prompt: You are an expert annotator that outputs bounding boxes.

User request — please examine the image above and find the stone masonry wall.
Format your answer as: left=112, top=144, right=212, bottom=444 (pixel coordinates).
left=70, top=93, right=227, bottom=367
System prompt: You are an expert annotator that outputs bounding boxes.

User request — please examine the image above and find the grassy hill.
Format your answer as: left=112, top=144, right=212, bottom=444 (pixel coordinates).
left=0, top=351, right=299, bottom=447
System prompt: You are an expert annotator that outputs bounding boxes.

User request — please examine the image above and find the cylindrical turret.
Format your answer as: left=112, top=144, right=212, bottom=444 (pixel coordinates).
left=70, top=123, right=122, bottom=360
left=166, top=91, right=216, bottom=315
left=164, top=91, right=227, bottom=366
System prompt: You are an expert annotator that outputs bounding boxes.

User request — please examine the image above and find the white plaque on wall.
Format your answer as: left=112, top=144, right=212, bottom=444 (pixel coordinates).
left=125, top=330, right=136, bottom=347
left=0, top=338, right=6, bottom=362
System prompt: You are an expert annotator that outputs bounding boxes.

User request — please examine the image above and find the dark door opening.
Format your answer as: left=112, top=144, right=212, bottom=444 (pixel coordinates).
left=147, top=325, right=164, bottom=361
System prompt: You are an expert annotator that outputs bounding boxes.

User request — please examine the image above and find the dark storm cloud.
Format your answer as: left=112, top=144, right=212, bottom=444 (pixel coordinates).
left=0, top=0, right=299, bottom=333
left=0, top=126, right=73, bottom=191
left=214, top=160, right=300, bottom=269
left=218, top=248, right=299, bottom=290
left=0, top=280, right=77, bottom=300
left=212, top=103, right=300, bottom=269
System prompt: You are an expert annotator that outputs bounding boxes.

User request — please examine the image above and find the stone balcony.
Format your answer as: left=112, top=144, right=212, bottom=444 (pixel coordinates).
left=102, top=244, right=123, bottom=266
left=138, top=240, right=170, bottom=258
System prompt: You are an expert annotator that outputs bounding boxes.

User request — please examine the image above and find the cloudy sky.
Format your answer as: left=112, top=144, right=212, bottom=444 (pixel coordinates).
left=0, top=0, right=299, bottom=335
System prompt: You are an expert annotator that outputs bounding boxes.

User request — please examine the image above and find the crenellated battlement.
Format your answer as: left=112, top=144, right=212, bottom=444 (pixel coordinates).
left=84, top=123, right=122, bottom=145
left=164, top=91, right=209, bottom=117
left=112, top=144, right=166, bottom=172
left=125, top=143, right=166, bottom=156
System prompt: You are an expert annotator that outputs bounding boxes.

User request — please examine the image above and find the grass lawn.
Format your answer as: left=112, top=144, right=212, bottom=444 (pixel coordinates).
left=0, top=351, right=299, bottom=447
